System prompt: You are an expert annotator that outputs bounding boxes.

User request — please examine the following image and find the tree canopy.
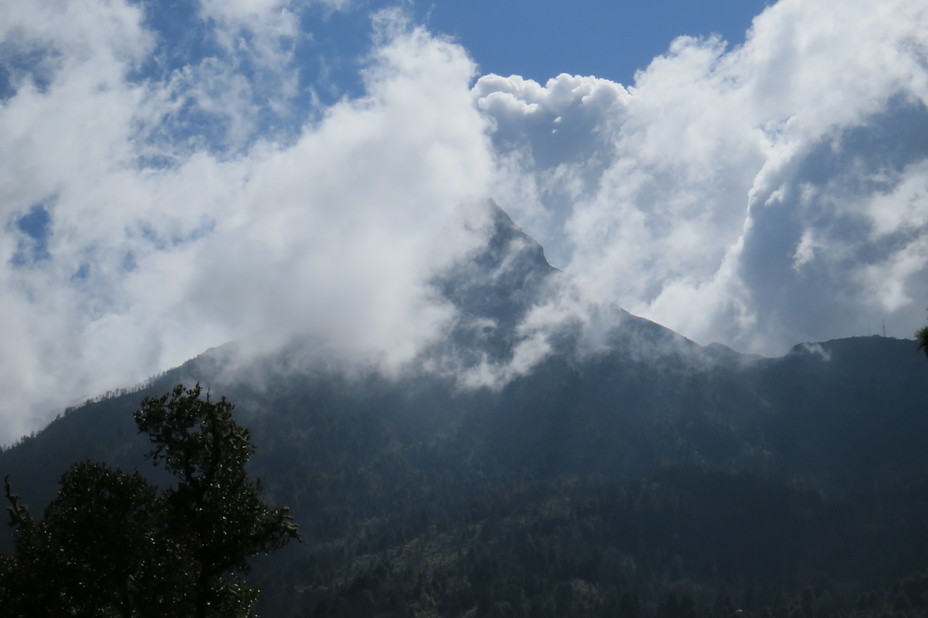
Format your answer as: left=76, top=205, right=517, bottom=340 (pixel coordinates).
left=0, top=384, right=299, bottom=618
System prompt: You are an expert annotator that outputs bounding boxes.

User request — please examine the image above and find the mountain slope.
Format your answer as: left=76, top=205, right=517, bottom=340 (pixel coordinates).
left=2, top=205, right=928, bottom=617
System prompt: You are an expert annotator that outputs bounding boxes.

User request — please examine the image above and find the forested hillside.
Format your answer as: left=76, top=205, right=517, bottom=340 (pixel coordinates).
left=2, top=207, right=928, bottom=617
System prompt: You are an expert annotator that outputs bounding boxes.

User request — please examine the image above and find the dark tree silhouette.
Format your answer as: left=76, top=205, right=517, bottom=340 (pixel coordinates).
left=2, top=463, right=162, bottom=617
left=135, top=383, right=300, bottom=617
left=0, top=384, right=299, bottom=618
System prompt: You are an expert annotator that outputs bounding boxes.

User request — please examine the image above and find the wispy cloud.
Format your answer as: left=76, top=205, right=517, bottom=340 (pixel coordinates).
left=2, top=0, right=928, bottom=443
left=0, top=4, right=492, bottom=442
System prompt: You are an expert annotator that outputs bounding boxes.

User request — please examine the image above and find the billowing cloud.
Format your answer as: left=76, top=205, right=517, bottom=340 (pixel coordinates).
left=479, top=0, right=928, bottom=356
left=3, top=0, right=928, bottom=444
left=0, top=4, right=492, bottom=442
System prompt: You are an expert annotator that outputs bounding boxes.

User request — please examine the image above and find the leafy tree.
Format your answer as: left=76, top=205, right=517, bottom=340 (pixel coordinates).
left=917, top=324, right=928, bottom=357
left=0, top=384, right=299, bottom=617
left=135, top=383, right=300, bottom=617
left=1, top=462, right=163, bottom=617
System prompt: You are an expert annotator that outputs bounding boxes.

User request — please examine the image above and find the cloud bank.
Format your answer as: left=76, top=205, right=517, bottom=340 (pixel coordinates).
left=0, top=3, right=493, bottom=441
left=2, top=0, right=928, bottom=442
left=480, top=0, right=928, bottom=355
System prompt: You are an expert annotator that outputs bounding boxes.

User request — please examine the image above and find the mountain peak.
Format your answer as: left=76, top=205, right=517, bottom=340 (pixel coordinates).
left=435, top=202, right=557, bottom=341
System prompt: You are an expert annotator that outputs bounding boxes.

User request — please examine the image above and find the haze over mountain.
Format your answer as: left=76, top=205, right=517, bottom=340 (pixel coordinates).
left=3, top=0, right=928, bottom=444
left=3, top=207, right=928, bottom=616
left=4, top=1, right=928, bottom=614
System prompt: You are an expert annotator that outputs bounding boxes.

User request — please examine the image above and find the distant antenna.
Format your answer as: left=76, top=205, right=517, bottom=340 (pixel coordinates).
left=883, top=319, right=886, bottom=337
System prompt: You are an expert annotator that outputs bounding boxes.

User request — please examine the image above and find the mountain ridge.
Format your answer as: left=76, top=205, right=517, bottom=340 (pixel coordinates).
left=2, top=203, right=928, bottom=617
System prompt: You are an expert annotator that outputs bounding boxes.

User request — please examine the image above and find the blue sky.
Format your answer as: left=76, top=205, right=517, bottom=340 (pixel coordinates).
left=418, top=0, right=769, bottom=85
left=1, top=0, right=928, bottom=441
left=118, top=0, right=772, bottom=141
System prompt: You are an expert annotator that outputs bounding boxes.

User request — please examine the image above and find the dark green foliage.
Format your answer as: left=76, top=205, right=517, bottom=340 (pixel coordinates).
left=0, top=384, right=298, bottom=617
left=233, top=336, right=928, bottom=617
left=7, top=207, right=928, bottom=616
left=136, top=384, right=300, bottom=617
left=3, top=336, right=928, bottom=617
left=1, top=462, right=162, bottom=617
left=917, top=325, right=928, bottom=357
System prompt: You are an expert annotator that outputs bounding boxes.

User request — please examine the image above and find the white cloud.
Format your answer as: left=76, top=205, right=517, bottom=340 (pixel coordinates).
left=792, top=229, right=818, bottom=271
left=4, top=0, right=928, bottom=445
left=0, top=0, right=151, bottom=66
left=479, top=0, right=928, bottom=357
left=0, top=4, right=493, bottom=443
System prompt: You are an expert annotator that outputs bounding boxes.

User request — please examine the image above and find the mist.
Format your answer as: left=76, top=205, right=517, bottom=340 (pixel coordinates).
left=2, top=0, right=928, bottom=443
